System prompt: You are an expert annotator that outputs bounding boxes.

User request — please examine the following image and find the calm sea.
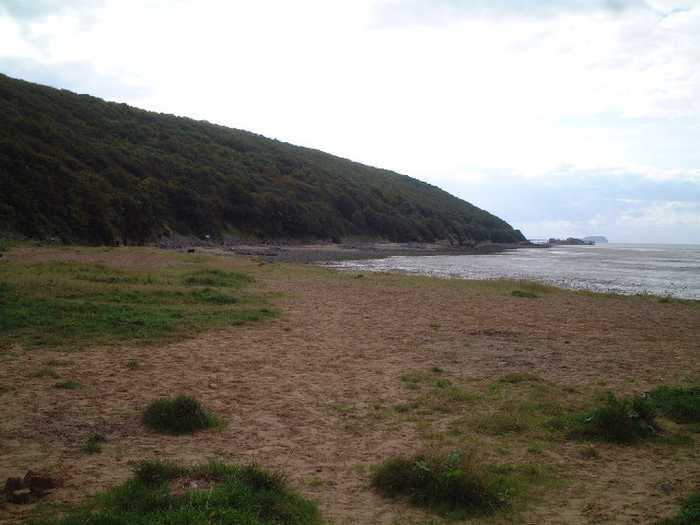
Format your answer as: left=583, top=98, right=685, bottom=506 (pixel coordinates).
left=329, top=244, right=700, bottom=300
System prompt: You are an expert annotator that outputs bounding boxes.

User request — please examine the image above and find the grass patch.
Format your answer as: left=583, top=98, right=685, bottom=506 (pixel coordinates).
left=647, top=386, right=700, bottom=424
left=656, top=493, right=700, bottom=525
left=371, top=450, right=509, bottom=519
left=564, top=393, right=659, bottom=444
left=27, top=460, right=324, bottom=525
left=143, top=396, right=220, bottom=435
left=182, top=269, right=252, bottom=287
left=81, top=433, right=106, bottom=454
left=477, top=403, right=532, bottom=436
left=511, top=290, right=538, bottom=299
left=31, top=367, right=59, bottom=379
left=0, top=256, right=275, bottom=349
left=126, top=359, right=139, bottom=370
left=400, top=369, right=477, bottom=413
left=53, top=380, right=81, bottom=390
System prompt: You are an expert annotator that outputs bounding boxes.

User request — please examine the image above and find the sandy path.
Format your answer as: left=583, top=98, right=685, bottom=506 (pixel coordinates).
left=1, top=253, right=699, bottom=524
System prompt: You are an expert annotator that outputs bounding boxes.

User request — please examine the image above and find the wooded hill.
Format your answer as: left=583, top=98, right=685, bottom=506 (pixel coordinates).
left=0, top=74, right=524, bottom=245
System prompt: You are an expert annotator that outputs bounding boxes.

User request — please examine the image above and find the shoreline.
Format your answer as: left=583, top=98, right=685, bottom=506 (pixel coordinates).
left=213, top=240, right=532, bottom=264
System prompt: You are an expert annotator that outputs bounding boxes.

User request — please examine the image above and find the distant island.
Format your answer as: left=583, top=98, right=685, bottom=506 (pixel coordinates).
left=548, top=237, right=594, bottom=246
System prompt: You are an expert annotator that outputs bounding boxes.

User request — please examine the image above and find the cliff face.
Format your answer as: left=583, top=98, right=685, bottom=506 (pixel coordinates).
left=0, top=74, right=524, bottom=245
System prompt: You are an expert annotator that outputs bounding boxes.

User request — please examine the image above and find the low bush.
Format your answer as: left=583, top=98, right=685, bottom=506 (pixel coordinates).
left=371, top=450, right=508, bottom=518
left=647, top=386, right=700, bottom=424
left=567, top=393, right=659, bottom=444
left=143, top=396, right=220, bottom=435
left=656, top=493, right=700, bottom=525
left=27, top=460, right=323, bottom=525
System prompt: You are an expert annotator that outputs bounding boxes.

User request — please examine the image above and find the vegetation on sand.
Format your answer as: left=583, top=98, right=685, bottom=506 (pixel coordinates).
left=371, top=450, right=509, bottom=518
left=27, top=460, right=324, bottom=525
left=564, top=393, right=659, bottom=444
left=0, top=257, right=275, bottom=349
left=143, top=396, right=220, bottom=435
left=81, top=433, right=107, bottom=454
left=647, top=386, right=700, bottom=424
left=656, top=493, right=700, bottom=525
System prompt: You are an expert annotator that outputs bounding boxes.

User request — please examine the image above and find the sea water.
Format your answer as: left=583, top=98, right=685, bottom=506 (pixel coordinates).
left=329, top=244, right=700, bottom=300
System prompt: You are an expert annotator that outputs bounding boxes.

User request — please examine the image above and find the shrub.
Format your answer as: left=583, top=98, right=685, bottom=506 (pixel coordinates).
left=656, top=493, right=700, bottom=525
left=371, top=450, right=508, bottom=518
left=647, top=386, right=700, bottom=424
left=568, top=393, right=659, bottom=443
left=143, top=396, right=219, bottom=434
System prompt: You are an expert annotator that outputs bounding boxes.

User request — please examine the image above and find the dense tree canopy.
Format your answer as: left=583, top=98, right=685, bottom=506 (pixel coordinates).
left=0, top=74, right=524, bottom=245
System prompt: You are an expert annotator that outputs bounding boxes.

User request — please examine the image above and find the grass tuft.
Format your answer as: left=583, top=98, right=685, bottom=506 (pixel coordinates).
left=81, top=433, right=106, bottom=454
left=371, top=450, right=509, bottom=518
left=143, top=395, right=220, bottom=435
left=656, top=493, right=700, bottom=525
left=27, top=460, right=323, bottom=525
left=565, top=393, right=659, bottom=444
left=134, top=460, right=184, bottom=485
left=647, top=386, right=700, bottom=424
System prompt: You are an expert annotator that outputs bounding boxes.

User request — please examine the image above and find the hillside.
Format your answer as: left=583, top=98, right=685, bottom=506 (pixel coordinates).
left=0, top=74, right=524, bottom=245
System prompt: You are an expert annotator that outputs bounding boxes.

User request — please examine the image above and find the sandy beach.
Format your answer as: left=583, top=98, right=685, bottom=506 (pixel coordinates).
left=0, top=247, right=698, bottom=524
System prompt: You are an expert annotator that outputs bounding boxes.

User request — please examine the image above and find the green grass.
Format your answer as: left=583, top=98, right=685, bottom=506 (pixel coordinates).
left=31, top=367, right=60, bottom=379
left=647, top=386, right=700, bottom=424
left=564, top=393, right=659, bottom=444
left=81, top=433, right=106, bottom=454
left=27, top=460, right=324, bottom=525
left=0, top=258, right=276, bottom=349
left=143, top=396, right=221, bottom=435
left=53, top=380, right=82, bottom=390
left=371, top=450, right=509, bottom=519
left=181, top=269, right=252, bottom=288
left=656, top=493, right=700, bottom=525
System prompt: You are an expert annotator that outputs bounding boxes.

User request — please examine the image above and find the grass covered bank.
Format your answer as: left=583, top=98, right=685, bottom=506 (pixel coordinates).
left=0, top=246, right=699, bottom=525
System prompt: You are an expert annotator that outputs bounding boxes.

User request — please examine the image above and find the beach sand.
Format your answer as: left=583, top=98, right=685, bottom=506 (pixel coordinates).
left=0, top=247, right=698, bottom=524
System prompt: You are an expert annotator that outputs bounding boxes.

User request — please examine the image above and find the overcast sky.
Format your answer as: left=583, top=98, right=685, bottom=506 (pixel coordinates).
left=1, top=0, right=699, bottom=243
